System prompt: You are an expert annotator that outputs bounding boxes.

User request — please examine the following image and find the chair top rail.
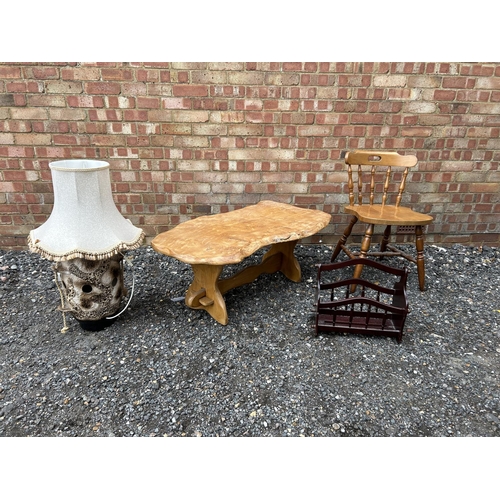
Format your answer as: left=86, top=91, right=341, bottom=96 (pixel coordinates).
left=345, top=150, right=418, bottom=168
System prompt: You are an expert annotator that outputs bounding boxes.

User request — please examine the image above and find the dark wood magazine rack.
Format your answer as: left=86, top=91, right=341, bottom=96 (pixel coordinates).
left=314, top=258, right=409, bottom=343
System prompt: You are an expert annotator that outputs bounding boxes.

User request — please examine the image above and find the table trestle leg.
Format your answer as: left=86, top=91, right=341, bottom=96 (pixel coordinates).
left=185, top=264, right=228, bottom=325
left=261, top=240, right=301, bottom=282
left=183, top=241, right=302, bottom=325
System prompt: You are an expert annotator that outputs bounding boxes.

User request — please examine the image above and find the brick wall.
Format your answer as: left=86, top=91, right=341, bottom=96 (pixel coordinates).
left=1, top=62, right=499, bottom=250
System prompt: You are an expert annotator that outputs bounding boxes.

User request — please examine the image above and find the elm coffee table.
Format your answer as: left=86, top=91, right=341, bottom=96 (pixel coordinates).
left=151, top=200, right=331, bottom=325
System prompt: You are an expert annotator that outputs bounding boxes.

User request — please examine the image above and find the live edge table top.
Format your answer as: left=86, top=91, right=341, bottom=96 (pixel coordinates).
left=151, top=200, right=331, bottom=265
left=151, top=200, right=331, bottom=325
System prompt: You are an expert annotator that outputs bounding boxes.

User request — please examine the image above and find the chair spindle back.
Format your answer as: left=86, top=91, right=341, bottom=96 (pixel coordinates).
left=345, top=150, right=417, bottom=208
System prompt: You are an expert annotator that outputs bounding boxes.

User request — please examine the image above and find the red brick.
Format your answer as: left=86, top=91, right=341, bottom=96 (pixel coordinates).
left=137, top=97, right=161, bottom=109
left=401, top=127, right=433, bottom=137
left=101, top=68, right=134, bottom=81
left=67, top=95, right=105, bottom=108
left=89, top=109, right=122, bottom=122
left=442, top=76, right=475, bottom=89
left=0, top=181, right=25, bottom=192
left=387, top=88, right=412, bottom=99
left=0, top=66, right=22, bottom=78
left=434, top=89, right=457, bottom=100
left=123, top=110, right=149, bottom=121
left=173, top=85, right=209, bottom=97
left=135, top=69, right=159, bottom=82
left=351, top=113, right=384, bottom=124
left=282, top=62, right=302, bottom=71
left=85, top=82, right=121, bottom=94
left=235, top=99, right=263, bottom=111
left=28, top=67, right=60, bottom=80
left=5, top=82, right=26, bottom=93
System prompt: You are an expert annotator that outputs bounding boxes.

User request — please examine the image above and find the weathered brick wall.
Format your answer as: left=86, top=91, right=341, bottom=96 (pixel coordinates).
left=1, top=62, right=499, bottom=250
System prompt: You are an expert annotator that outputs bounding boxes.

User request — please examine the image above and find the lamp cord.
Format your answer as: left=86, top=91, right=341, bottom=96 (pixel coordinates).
left=106, top=252, right=135, bottom=320
left=54, top=268, right=69, bottom=333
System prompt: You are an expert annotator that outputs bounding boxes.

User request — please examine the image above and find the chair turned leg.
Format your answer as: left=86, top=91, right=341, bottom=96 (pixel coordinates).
left=331, top=215, right=358, bottom=262
left=351, top=223, right=374, bottom=292
left=415, top=225, right=426, bottom=291
left=380, top=225, right=392, bottom=254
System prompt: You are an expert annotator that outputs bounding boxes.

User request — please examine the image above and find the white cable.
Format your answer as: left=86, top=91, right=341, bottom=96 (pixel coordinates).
left=106, top=253, right=135, bottom=320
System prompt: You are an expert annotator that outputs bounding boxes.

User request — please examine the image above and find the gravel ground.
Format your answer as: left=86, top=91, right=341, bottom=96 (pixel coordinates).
left=0, top=242, right=499, bottom=438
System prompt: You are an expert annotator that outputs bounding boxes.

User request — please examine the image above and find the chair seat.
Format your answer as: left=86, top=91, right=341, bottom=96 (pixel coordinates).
left=344, top=204, right=434, bottom=226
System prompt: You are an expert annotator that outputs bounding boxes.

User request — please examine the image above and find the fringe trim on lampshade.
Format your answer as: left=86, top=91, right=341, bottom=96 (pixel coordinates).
left=27, top=230, right=145, bottom=262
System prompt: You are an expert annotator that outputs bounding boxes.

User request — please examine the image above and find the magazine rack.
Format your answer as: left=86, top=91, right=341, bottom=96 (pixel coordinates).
left=314, top=258, right=409, bottom=343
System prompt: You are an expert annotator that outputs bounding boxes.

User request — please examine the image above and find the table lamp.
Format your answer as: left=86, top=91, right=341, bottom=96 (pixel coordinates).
left=28, top=160, right=145, bottom=332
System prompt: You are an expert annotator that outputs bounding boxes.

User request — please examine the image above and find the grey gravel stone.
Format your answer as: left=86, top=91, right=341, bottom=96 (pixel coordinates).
left=0, top=243, right=499, bottom=437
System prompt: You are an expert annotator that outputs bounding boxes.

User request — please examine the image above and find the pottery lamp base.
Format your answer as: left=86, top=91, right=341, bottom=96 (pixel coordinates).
left=54, top=254, right=126, bottom=331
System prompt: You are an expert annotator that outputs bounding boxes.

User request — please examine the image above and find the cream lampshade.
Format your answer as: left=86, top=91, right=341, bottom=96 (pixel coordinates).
left=27, top=160, right=145, bottom=332
left=28, top=160, right=144, bottom=261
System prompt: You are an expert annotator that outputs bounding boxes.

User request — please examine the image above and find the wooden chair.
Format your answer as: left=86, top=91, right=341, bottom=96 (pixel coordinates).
left=314, top=258, right=409, bottom=343
left=331, top=150, right=433, bottom=291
